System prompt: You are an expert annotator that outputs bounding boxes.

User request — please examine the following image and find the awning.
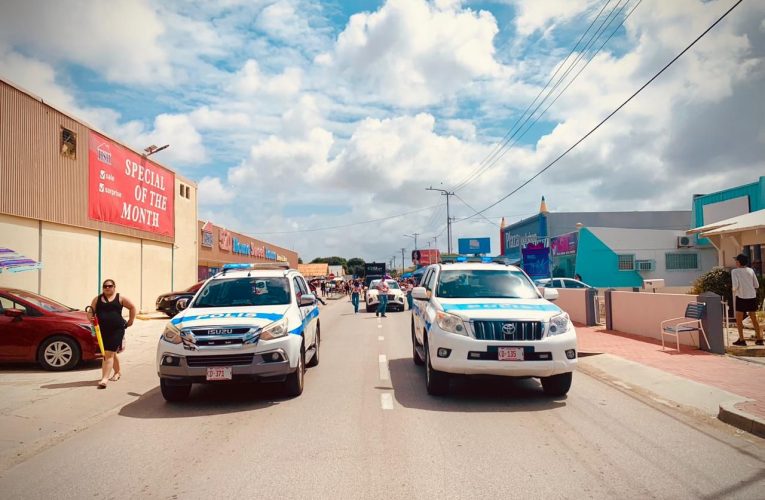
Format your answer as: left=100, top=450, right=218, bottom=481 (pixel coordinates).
left=0, top=248, right=42, bottom=273
left=687, top=208, right=765, bottom=237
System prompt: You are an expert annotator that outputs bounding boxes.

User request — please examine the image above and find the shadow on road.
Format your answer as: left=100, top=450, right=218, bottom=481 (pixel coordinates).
left=0, top=360, right=101, bottom=374
left=118, top=382, right=287, bottom=418
left=40, top=380, right=99, bottom=389
left=387, top=358, right=567, bottom=412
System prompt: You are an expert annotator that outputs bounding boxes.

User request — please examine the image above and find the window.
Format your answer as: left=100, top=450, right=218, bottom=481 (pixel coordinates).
left=185, top=185, right=192, bottom=199
left=60, top=127, right=76, bottom=159
left=617, top=254, right=635, bottom=271
left=635, top=260, right=655, bottom=272
left=436, top=269, right=539, bottom=299
left=178, top=184, right=192, bottom=200
left=666, top=253, right=699, bottom=271
left=179, top=184, right=184, bottom=196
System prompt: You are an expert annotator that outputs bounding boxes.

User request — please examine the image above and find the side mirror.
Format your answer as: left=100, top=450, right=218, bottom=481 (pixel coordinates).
left=412, top=287, right=429, bottom=300
left=3, top=308, right=24, bottom=319
left=543, top=288, right=559, bottom=301
left=300, top=293, right=317, bottom=306
left=176, top=298, right=190, bottom=311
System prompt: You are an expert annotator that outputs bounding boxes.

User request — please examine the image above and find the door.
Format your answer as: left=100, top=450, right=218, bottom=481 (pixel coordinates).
left=293, top=277, right=316, bottom=348
left=0, top=295, right=37, bottom=361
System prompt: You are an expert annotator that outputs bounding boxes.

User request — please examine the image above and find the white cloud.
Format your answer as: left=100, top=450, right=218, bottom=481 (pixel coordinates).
left=510, top=0, right=599, bottom=37
left=323, top=0, right=502, bottom=107
left=197, top=177, right=230, bottom=206
left=0, top=0, right=171, bottom=84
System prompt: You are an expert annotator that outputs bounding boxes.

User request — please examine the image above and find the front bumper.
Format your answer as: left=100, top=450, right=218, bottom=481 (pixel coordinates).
left=429, top=328, right=577, bottom=378
left=156, top=334, right=301, bottom=383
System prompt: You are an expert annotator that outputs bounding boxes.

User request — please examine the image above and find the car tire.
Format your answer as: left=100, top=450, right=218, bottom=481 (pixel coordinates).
left=425, top=337, right=449, bottom=396
left=160, top=379, right=192, bottom=402
left=541, top=372, right=572, bottom=396
left=307, top=324, right=320, bottom=368
left=165, top=305, right=178, bottom=317
left=38, top=335, right=81, bottom=371
left=284, top=346, right=305, bottom=397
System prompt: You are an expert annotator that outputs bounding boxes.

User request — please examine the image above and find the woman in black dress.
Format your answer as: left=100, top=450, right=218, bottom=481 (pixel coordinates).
left=88, top=279, right=136, bottom=389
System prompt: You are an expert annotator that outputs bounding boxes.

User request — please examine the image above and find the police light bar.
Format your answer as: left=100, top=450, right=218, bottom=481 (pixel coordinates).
left=455, top=256, right=468, bottom=262
left=222, top=263, right=254, bottom=270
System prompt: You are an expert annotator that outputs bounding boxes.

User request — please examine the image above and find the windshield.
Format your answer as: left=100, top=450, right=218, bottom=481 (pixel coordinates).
left=369, top=280, right=400, bottom=289
left=192, top=277, right=291, bottom=308
left=12, top=290, right=75, bottom=312
left=436, top=270, right=540, bottom=299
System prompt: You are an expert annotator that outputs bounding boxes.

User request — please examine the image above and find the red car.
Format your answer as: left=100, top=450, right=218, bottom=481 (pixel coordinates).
left=0, top=288, right=101, bottom=370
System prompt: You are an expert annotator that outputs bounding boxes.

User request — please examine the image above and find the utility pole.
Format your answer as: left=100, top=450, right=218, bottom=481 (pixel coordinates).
left=403, top=233, right=420, bottom=251
left=391, top=256, right=396, bottom=270
left=426, top=187, right=455, bottom=254
left=401, top=247, right=405, bottom=274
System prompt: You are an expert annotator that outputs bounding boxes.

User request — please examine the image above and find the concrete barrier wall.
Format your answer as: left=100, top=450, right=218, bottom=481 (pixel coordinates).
left=554, top=289, right=589, bottom=324
left=611, top=291, right=699, bottom=346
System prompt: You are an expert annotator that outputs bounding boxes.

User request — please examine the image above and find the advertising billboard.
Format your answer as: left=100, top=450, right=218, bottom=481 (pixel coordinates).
left=458, top=237, right=491, bottom=255
left=88, top=131, right=175, bottom=237
left=412, top=249, right=440, bottom=267
left=521, top=243, right=551, bottom=281
left=550, top=232, right=577, bottom=256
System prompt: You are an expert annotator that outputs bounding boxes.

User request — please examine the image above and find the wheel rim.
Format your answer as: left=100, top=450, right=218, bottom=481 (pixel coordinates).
left=44, top=341, right=73, bottom=367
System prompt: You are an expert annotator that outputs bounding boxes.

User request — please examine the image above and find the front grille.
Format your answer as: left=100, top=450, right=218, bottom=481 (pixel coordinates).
left=191, top=327, right=251, bottom=335
left=186, top=353, right=255, bottom=367
left=472, top=321, right=544, bottom=341
left=387, top=294, right=396, bottom=300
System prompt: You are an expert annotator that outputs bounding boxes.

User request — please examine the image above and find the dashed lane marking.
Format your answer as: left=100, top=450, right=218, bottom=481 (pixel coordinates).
left=378, top=354, right=390, bottom=381
left=380, top=393, right=394, bottom=410
left=378, top=336, right=384, bottom=341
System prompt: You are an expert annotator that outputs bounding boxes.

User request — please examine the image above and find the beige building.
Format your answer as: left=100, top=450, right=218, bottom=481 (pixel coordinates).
left=0, top=79, right=198, bottom=312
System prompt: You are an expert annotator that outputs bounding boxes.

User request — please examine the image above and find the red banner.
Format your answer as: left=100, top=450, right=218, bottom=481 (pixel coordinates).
left=88, top=131, right=175, bottom=237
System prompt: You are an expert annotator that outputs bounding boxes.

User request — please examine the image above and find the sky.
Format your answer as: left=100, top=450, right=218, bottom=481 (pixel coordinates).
left=1, top=0, right=763, bottom=266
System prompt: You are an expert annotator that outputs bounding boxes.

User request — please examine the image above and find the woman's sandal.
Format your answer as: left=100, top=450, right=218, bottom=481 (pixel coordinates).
left=97, top=381, right=107, bottom=389
left=109, top=373, right=121, bottom=382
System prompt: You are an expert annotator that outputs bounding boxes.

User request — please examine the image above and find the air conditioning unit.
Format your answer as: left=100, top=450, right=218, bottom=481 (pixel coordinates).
left=677, top=236, right=694, bottom=248
left=635, top=260, right=655, bottom=272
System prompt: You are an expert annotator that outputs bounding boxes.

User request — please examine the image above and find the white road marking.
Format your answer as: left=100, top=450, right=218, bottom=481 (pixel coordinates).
left=380, top=393, right=394, bottom=410
left=378, top=354, right=390, bottom=381
left=378, top=336, right=384, bottom=341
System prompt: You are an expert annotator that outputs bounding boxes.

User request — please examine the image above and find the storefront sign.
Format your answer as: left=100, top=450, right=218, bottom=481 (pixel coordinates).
left=522, top=243, right=550, bottom=280
left=88, top=131, right=174, bottom=237
left=201, top=221, right=214, bottom=248
left=551, top=232, right=577, bottom=256
left=219, top=229, right=232, bottom=251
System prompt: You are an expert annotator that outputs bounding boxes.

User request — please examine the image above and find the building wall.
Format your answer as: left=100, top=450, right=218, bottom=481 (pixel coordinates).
left=575, top=228, right=643, bottom=288
left=692, top=176, right=765, bottom=230
left=100, top=232, right=142, bottom=309
left=0, top=214, right=39, bottom=293
left=142, top=240, right=172, bottom=312
left=39, top=222, right=99, bottom=310
left=198, top=221, right=299, bottom=274
left=173, top=178, right=198, bottom=291
left=501, top=214, right=546, bottom=260
left=548, top=211, right=692, bottom=238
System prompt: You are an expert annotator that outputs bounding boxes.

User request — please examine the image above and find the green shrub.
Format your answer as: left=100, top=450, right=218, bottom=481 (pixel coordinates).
left=690, top=267, right=732, bottom=303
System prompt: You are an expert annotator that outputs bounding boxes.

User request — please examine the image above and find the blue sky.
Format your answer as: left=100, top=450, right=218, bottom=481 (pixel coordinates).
left=1, top=0, right=763, bottom=263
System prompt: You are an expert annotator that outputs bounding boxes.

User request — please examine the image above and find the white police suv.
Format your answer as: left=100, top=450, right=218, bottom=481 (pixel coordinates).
left=411, top=258, right=577, bottom=396
left=156, top=263, right=320, bottom=401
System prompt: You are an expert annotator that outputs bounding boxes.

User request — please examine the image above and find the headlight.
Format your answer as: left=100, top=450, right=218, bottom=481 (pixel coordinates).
left=166, top=295, right=180, bottom=301
left=368, top=294, right=378, bottom=303
left=548, top=313, right=570, bottom=336
left=435, top=311, right=468, bottom=336
left=162, top=323, right=183, bottom=344
left=260, top=318, right=289, bottom=340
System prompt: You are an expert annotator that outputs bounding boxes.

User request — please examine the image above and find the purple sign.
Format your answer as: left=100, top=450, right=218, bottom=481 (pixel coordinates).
left=522, top=243, right=550, bottom=281
left=551, top=232, right=578, bottom=257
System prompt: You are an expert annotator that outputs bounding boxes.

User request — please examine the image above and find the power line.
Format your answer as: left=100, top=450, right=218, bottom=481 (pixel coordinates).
left=453, top=194, right=500, bottom=228
left=464, top=0, right=743, bottom=219
left=452, top=0, right=636, bottom=193
left=448, top=0, right=617, bottom=192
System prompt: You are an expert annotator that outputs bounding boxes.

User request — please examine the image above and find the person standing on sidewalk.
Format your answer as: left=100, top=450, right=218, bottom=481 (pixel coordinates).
left=88, top=279, right=136, bottom=389
left=405, top=278, right=415, bottom=310
left=376, top=278, right=390, bottom=317
left=351, top=280, right=362, bottom=313
left=731, top=254, right=763, bottom=346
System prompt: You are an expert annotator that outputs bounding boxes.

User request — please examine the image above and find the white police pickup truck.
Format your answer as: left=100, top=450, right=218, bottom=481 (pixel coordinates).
left=411, top=258, right=577, bottom=396
left=156, top=263, right=320, bottom=402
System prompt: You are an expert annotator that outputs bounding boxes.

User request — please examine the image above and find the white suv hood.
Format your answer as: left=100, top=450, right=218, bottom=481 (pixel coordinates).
left=170, top=306, right=290, bottom=329
left=437, top=298, right=562, bottom=321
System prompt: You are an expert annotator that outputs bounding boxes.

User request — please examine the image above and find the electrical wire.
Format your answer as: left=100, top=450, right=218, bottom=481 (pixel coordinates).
left=448, top=0, right=616, bottom=192
left=452, top=0, right=635, bottom=193
left=463, top=0, right=743, bottom=219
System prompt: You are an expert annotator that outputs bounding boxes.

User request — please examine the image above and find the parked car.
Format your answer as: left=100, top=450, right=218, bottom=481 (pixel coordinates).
left=411, top=261, right=576, bottom=396
left=0, top=288, right=101, bottom=370
left=365, top=279, right=407, bottom=312
left=535, top=278, right=593, bottom=289
left=156, top=263, right=320, bottom=402
left=156, top=281, right=205, bottom=317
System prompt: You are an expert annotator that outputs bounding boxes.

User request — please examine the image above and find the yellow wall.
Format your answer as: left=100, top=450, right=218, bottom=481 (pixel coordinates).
left=0, top=214, right=39, bottom=293
left=173, top=178, right=198, bottom=290
left=40, top=221, right=98, bottom=309
left=101, top=232, right=142, bottom=310
left=142, top=240, right=172, bottom=312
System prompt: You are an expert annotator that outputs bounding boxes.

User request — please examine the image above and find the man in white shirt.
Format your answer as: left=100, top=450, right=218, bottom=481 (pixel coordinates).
left=731, top=254, right=762, bottom=346
left=376, top=278, right=390, bottom=318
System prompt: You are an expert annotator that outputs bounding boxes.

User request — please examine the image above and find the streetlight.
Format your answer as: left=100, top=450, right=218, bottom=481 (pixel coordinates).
left=426, top=187, right=454, bottom=254
left=403, top=233, right=419, bottom=250
left=143, top=144, right=170, bottom=157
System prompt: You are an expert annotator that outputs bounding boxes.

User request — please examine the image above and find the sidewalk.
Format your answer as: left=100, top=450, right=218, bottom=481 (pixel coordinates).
left=576, top=324, right=765, bottom=438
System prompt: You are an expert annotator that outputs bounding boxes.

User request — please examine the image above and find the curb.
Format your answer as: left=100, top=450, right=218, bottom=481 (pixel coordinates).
left=718, top=401, right=765, bottom=439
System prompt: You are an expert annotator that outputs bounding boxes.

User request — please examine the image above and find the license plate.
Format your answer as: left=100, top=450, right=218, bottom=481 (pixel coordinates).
left=498, top=347, right=524, bottom=361
left=206, top=366, right=232, bottom=381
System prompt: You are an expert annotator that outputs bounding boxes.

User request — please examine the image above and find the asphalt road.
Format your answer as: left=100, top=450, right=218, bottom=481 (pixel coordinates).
left=1, top=297, right=764, bottom=499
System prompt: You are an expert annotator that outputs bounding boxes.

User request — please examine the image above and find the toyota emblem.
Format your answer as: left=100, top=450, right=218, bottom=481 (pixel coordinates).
left=502, top=323, right=516, bottom=335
